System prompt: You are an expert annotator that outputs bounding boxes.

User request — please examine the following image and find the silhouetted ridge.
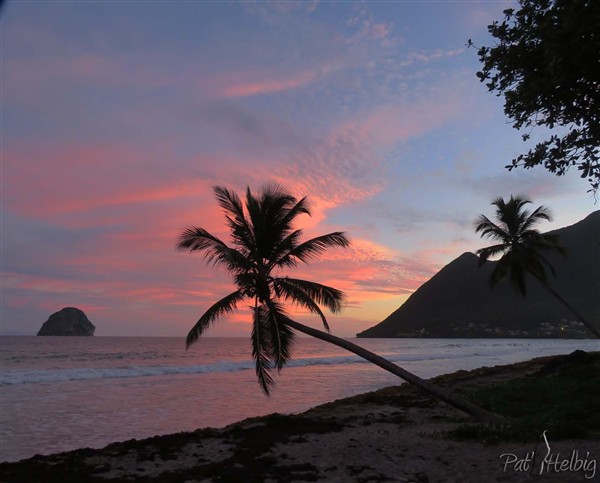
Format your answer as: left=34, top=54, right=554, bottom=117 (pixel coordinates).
left=357, top=211, right=599, bottom=338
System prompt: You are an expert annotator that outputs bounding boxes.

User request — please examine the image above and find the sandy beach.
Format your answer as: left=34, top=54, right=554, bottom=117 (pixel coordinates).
left=1, top=351, right=598, bottom=483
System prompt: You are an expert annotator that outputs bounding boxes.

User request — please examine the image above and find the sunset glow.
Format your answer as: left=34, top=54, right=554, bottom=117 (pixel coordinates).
left=2, top=1, right=592, bottom=337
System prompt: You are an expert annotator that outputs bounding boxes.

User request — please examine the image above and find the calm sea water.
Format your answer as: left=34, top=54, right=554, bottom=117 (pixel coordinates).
left=1, top=336, right=598, bottom=462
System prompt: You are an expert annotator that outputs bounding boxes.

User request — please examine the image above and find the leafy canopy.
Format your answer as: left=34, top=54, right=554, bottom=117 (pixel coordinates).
left=474, top=0, right=600, bottom=193
left=177, top=184, right=350, bottom=394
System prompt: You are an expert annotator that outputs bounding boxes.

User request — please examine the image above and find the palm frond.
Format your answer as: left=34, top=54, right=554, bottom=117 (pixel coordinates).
left=520, top=204, right=552, bottom=233
left=508, top=256, right=528, bottom=295
left=177, top=226, right=226, bottom=252
left=259, top=182, right=293, bottom=204
left=524, top=250, right=553, bottom=282
left=491, top=249, right=528, bottom=295
left=489, top=255, right=510, bottom=289
left=233, top=272, right=257, bottom=297
left=213, top=186, right=256, bottom=252
left=263, top=300, right=295, bottom=370
left=523, top=237, right=563, bottom=279
left=251, top=303, right=275, bottom=395
left=280, top=196, right=310, bottom=228
left=492, top=196, right=530, bottom=236
left=186, top=290, right=246, bottom=348
left=224, top=215, right=253, bottom=255
left=177, top=226, right=252, bottom=272
left=273, top=278, right=331, bottom=332
left=265, top=197, right=310, bottom=261
left=475, top=243, right=507, bottom=266
left=245, top=187, right=262, bottom=249
left=249, top=184, right=300, bottom=261
left=474, top=215, right=510, bottom=242
left=213, top=186, right=245, bottom=222
left=276, top=277, right=345, bottom=314
left=524, top=232, right=566, bottom=257
left=275, top=232, right=350, bottom=267
left=268, top=229, right=304, bottom=268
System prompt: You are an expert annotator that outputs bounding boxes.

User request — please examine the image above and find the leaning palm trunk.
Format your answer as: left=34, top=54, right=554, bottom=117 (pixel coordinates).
left=531, top=274, right=600, bottom=339
left=284, top=319, right=506, bottom=425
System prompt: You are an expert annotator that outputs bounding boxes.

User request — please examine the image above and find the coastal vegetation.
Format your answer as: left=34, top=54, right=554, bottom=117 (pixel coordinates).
left=177, top=184, right=503, bottom=423
left=473, top=0, right=600, bottom=193
left=449, top=350, right=600, bottom=442
left=475, top=196, right=600, bottom=338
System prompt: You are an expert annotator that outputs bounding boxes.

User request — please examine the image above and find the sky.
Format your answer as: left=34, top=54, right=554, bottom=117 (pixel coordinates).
left=1, top=0, right=596, bottom=337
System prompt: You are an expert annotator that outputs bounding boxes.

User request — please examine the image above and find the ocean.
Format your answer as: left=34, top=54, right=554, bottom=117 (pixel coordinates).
left=1, top=336, right=598, bottom=463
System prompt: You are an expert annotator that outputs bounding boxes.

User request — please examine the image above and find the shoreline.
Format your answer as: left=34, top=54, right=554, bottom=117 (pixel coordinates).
left=1, top=351, right=599, bottom=482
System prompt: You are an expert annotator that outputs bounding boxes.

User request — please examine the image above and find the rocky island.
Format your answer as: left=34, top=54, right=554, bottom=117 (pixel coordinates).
left=37, top=307, right=95, bottom=336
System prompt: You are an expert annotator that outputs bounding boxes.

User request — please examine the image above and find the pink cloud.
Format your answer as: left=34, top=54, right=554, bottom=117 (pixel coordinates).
left=335, top=94, right=465, bottom=147
left=2, top=272, right=103, bottom=295
left=3, top=143, right=222, bottom=219
left=6, top=48, right=342, bottom=109
left=3, top=90, right=458, bottom=332
left=261, top=91, right=469, bottom=226
left=275, top=237, right=437, bottom=311
left=369, top=22, right=391, bottom=40
left=3, top=84, right=471, bottom=338
left=218, top=69, right=321, bottom=98
left=320, top=238, right=396, bottom=263
left=2, top=174, right=434, bottom=336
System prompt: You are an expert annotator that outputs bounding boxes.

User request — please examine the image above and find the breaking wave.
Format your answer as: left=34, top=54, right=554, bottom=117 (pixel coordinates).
left=1, top=351, right=481, bottom=386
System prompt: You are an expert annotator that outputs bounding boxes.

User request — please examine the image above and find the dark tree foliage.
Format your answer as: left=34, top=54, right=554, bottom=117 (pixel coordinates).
left=475, top=0, right=600, bottom=193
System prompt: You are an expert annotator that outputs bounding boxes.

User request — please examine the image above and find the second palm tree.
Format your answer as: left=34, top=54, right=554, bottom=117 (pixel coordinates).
left=475, top=195, right=600, bottom=338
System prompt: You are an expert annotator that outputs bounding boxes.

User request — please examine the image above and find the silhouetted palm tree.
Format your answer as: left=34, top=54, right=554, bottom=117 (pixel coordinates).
left=177, top=184, right=503, bottom=423
left=475, top=195, right=600, bottom=338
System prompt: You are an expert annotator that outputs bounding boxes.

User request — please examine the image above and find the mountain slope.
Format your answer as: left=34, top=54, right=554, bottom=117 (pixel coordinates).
left=357, top=211, right=600, bottom=338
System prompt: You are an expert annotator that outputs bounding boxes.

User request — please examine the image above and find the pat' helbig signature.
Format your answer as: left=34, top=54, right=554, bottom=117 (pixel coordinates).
left=499, top=430, right=597, bottom=479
